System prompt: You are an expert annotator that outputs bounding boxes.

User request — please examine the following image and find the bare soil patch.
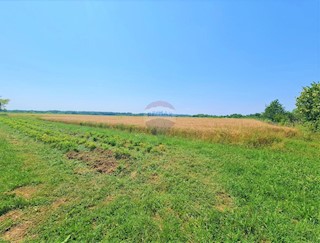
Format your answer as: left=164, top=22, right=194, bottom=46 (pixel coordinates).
left=10, top=185, right=39, bottom=199
left=130, top=171, right=138, bottom=179
left=51, top=198, right=68, bottom=210
left=0, top=210, right=23, bottom=223
left=0, top=209, right=31, bottom=243
left=1, top=197, right=69, bottom=242
left=102, top=195, right=115, bottom=205
left=67, top=148, right=118, bottom=173
left=2, top=221, right=32, bottom=243
left=149, top=173, right=160, bottom=184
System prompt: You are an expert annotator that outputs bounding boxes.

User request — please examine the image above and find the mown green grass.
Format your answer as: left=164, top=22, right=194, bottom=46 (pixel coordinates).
left=0, top=115, right=319, bottom=242
left=0, top=134, right=33, bottom=216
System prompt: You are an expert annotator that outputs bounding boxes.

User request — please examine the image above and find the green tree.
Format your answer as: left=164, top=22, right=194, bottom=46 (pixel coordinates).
left=296, top=82, right=320, bottom=131
left=0, top=97, right=10, bottom=111
left=263, top=99, right=287, bottom=123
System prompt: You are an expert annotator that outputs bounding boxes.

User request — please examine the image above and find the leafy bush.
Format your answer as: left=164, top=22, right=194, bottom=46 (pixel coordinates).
left=263, top=100, right=287, bottom=123
left=296, top=81, right=320, bottom=131
left=0, top=98, right=10, bottom=111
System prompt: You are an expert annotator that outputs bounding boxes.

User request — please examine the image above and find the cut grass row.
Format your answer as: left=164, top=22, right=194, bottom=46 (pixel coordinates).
left=0, top=116, right=166, bottom=158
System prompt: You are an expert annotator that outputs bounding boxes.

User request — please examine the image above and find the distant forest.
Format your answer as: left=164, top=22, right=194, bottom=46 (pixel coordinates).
left=7, top=110, right=261, bottom=119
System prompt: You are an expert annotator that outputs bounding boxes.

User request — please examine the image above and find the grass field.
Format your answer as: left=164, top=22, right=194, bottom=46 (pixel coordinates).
left=0, top=114, right=319, bottom=242
left=41, top=114, right=298, bottom=147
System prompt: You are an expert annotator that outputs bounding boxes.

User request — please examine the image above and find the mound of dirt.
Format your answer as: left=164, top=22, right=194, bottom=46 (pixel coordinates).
left=66, top=148, right=118, bottom=173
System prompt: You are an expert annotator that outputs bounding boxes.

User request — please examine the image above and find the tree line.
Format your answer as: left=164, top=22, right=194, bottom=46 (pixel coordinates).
left=262, top=82, right=320, bottom=131
left=193, top=82, right=320, bottom=131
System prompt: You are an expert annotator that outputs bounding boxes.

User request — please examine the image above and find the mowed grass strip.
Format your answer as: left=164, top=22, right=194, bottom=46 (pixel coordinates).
left=0, top=115, right=319, bottom=242
left=0, top=133, right=34, bottom=216
left=40, top=114, right=298, bottom=147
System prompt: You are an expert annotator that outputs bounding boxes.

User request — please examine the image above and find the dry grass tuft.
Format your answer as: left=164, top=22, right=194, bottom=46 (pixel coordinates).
left=9, top=185, right=40, bottom=200
left=2, top=221, right=32, bottom=243
left=215, top=191, right=234, bottom=212
left=0, top=210, right=23, bottom=223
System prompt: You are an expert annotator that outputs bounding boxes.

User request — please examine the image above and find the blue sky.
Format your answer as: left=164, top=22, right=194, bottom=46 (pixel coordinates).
left=0, top=0, right=319, bottom=115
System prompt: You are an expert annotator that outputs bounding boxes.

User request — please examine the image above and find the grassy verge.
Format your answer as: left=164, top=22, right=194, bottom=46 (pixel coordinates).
left=0, top=116, right=319, bottom=242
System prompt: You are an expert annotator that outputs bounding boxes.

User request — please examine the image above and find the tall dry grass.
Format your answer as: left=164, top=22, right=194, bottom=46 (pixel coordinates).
left=40, top=114, right=298, bottom=147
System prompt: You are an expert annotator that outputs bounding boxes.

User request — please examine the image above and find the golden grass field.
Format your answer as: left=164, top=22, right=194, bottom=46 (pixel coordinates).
left=40, top=114, right=298, bottom=147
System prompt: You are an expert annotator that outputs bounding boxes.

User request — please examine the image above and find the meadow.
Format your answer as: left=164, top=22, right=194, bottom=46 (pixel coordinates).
left=41, top=114, right=298, bottom=147
left=0, top=114, right=319, bottom=242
